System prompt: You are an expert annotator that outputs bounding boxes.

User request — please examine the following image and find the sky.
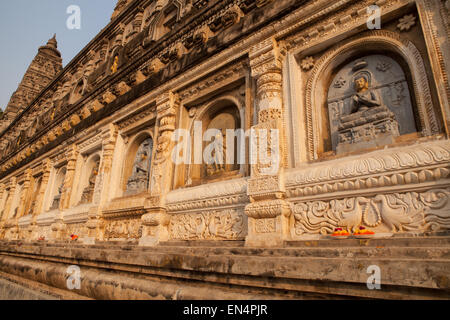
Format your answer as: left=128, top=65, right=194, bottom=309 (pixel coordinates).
left=0, top=0, right=117, bottom=111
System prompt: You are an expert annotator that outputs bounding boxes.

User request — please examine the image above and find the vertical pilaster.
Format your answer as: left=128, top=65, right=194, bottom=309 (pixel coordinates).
left=51, top=145, right=78, bottom=240
left=86, top=124, right=118, bottom=243
left=0, top=183, right=5, bottom=239
left=140, top=92, right=178, bottom=246
left=2, top=178, right=17, bottom=240
left=16, top=169, right=32, bottom=219
left=245, top=38, right=292, bottom=247
left=416, top=0, right=450, bottom=136
left=15, top=169, right=32, bottom=239
left=29, top=159, right=52, bottom=239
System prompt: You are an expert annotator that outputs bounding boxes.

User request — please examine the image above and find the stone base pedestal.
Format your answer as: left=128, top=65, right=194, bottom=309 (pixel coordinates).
left=336, top=106, right=400, bottom=155
left=138, top=211, right=169, bottom=247
left=82, top=237, right=96, bottom=245
left=245, top=215, right=290, bottom=247
left=50, top=220, right=66, bottom=242
left=138, top=236, right=161, bottom=247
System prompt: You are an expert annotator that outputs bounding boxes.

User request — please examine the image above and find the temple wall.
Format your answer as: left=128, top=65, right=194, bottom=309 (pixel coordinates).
left=0, top=0, right=449, bottom=246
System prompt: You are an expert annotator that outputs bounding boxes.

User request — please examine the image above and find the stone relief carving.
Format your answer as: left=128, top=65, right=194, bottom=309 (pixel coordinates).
left=126, top=138, right=153, bottom=195
left=204, top=112, right=237, bottom=177
left=104, top=218, right=142, bottom=240
left=328, top=55, right=416, bottom=153
left=305, top=30, right=439, bottom=160
left=169, top=209, right=247, bottom=240
left=79, top=160, right=100, bottom=205
left=292, top=188, right=450, bottom=236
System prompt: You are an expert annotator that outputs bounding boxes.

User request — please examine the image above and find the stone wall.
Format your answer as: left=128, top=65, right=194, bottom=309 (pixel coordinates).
left=0, top=0, right=448, bottom=247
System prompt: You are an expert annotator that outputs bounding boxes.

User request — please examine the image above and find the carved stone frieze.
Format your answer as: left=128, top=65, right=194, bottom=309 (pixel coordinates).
left=292, top=188, right=450, bottom=236
left=104, top=218, right=142, bottom=240
left=169, top=209, right=247, bottom=240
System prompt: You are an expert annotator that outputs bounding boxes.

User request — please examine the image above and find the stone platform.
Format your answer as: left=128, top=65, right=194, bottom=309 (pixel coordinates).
left=0, top=236, right=449, bottom=300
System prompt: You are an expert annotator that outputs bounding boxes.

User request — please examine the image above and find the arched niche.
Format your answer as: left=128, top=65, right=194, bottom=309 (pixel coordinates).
left=70, top=74, right=89, bottom=104
left=148, top=0, right=183, bottom=42
left=188, top=97, right=242, bottom=186
left=77, top=153, right=101, bottom=205
left=49, top=167, right=66, bottom=211
left=304, top=30, right=440, bottom=160
left=123, top=132, right=154, bottom=196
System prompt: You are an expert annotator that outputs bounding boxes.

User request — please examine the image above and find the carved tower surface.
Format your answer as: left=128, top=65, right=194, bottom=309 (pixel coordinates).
left=0, top=35, right=62, bottom=130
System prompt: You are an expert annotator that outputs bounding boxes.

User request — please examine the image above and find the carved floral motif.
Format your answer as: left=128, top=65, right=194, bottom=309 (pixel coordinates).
left=300, top=56, right=314, bottom=71
left=397, top=14, right=416, bottom=32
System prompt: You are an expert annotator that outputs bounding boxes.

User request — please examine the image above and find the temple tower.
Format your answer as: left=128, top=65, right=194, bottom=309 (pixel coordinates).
left=0, top=35, right=62, bottom=130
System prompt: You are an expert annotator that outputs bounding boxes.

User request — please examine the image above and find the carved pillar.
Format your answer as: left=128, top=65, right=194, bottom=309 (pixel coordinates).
left=0, top=183, right=5, bottom=239
left=29, top=159, right=52, bottom=239
left=15, top=169, right=32, bottom=239
left=416, top=0, right=450, bottom=136
left=2, top=178, right=16, bottom=240
left=139, top=92, right=178, bottom=246
left=86, top=124, right=118, bottom=243
left=245, top=38, right=292, bottom=247
left=16, top=169, right=32, bottom=219
left=51, top=145, right=78, bottom=240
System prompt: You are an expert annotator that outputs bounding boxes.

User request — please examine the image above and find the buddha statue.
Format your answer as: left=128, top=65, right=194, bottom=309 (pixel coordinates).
left=350, top=75, right=382, bottom=113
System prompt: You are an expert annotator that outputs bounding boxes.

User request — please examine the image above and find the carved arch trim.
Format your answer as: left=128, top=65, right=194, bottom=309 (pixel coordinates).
left=304, top=30, right=439, bottom=161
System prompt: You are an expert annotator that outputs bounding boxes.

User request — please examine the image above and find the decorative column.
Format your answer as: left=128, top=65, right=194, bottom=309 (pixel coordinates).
left=51, top=145, right=78, bottom=241
left=2, top=178, right=16, bottom=240
left=29, top=159, right=52, bottom=239
left=15, top=169, right=32, bottom=239
left=139, top=92, right=178, bottom=246
left=0, top=183, right=5, bottom=239
left=245, top=38, right=292, bottom=247
left=85, top=124, right=118, bottom=243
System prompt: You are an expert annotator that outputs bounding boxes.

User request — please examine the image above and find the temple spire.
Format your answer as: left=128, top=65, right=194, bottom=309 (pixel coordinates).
left=0, top=34, right=62, bottom=130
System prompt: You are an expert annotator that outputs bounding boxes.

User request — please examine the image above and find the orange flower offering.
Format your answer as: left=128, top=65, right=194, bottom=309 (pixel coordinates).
left=353, top=226, right=375, bottom=235
left=332, top=228, right=350, bottom=236
left=70, top=234, right=79, bottom=241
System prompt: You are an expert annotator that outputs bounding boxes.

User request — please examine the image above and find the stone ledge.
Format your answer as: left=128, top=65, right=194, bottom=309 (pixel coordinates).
left=0, top=236, right=449, bottom=300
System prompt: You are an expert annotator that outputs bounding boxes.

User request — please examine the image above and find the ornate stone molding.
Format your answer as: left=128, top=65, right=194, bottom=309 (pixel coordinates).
left=245, top=199, right=291, bottom=219
left=178, top=60, right=247, bottom=104
left=285, top=140, right=450, bottom=199
left=166, top=178, right=247, bottom=205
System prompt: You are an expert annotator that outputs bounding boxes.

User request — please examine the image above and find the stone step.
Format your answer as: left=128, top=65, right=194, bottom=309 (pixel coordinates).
left=1, top=240, right=449, bottom=299
left=4, top=237, right=450, bottom=260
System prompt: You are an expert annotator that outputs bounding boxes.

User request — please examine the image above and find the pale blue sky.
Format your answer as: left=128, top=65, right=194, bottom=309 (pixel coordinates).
left=0, top=0, right=117, bottom=111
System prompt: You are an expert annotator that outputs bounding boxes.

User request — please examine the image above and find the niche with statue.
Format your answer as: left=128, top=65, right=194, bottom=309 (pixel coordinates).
left=327, top=55, right=418, bottom=154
